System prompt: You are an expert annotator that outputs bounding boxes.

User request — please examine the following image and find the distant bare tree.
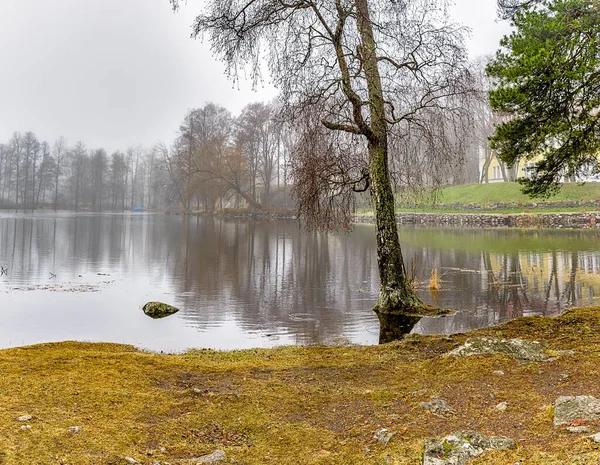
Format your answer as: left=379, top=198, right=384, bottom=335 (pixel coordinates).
left=21, top=131, right=40, bottom=208
left=36, top=141, right=56, bottom=207
left=237, top=102, right=279, bottom=205
left=52, top=137, right=68, bottom=210
left=68, top=141, right=88, bottom=211
left=172, top=0, right=471, bottom=314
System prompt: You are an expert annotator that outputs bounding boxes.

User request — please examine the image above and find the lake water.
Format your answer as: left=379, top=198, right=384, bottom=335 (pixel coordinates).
left=1, top=212, right=599, bottom=352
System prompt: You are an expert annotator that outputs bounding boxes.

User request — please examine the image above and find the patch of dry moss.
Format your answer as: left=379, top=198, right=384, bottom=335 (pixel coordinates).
left=1, top=308, right=600, bottom=464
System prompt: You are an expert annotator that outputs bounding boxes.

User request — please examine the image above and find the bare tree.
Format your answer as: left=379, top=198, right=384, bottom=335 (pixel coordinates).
left=68, top=141, right=88, bottom=211
left=53, top=137, right=69, bottom=210
left=36, top=141, right=56, bottom=207
left=237, top=102, right=279, bottom=205
left=172, top=0, right=471, bottom=315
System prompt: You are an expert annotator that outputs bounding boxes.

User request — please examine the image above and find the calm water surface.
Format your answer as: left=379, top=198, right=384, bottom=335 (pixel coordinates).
left=1, top=211, right=599, bottom=351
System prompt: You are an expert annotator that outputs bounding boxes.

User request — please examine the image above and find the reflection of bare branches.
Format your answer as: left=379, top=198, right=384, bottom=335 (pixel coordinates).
left=562, top=250, right=579, bottom=305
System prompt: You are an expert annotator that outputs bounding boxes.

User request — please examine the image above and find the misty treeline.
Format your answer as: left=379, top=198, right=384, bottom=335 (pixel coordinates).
left=159, top=70, right=498, bottom=214
left=0, top=133, right=167, bottom=211
left=0, top=67, right=499, bottom=212
left=158, top=101, right=294, bottom=211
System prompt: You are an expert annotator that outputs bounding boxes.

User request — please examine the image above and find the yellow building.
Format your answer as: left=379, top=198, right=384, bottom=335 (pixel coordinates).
left=481, top=153, right=540, bottom=183
left=481, top=152, right=600, bottom=183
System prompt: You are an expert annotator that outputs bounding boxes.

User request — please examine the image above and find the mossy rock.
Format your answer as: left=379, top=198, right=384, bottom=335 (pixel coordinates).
left=142, top=302, right=179, bottom=319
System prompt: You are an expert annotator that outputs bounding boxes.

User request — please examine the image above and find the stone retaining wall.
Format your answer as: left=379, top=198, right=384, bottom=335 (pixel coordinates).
left=187, top=210, right=600, bottom=229
left=355, top=212, right=600, bottom=229
left=426, top=200, right=600, bottom=212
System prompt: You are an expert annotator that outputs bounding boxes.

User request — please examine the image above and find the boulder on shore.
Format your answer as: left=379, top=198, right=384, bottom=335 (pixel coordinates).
left=447, top=337, right=548, bottom=362
left=142, top=302, right=179, bottom=319
left=554, top=396, right=600, bottom=426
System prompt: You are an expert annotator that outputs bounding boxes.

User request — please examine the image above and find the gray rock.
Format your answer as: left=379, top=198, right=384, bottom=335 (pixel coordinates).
left=566, top=426, right=591, bottom=433
left=142, top=302, right=179, bottom=319
left=553, top=396, right=600, bottom=426
left=17, top=415, right=32, bottom=422
left=332, top=337, right=355, bottom=347
left=590, top=432, right=600, bottom=443
left=124, top=458, right=140, bottom=465
left=420, top=398, right=456, bottom=415
left=182, top=450, right=226, bottom=463
left=448, top=337, right=548, bottom=362
left=493, top=370, right=505, bottom=376
left=423, top=431, right=515, bottom=465
left=374, top=428, right=395, bottom=446
left=67, top=426, right=81, bottom=434
left=20, top=425, right=31, bottom=430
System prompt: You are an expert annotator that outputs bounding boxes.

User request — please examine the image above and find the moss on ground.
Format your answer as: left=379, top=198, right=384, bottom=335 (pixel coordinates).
left=2, top=308, right=600, bottom=464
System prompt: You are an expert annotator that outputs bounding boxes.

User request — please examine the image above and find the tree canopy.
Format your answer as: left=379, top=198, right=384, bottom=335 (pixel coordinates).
left=488, top=0, right=600, bottom=197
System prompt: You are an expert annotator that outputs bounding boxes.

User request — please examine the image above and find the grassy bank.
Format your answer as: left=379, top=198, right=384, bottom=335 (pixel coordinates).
left=437, top=183, right=600, bottom=205
left=3, top=308, right=600, bottom=464
left=392, top=182, right=600, bottom=214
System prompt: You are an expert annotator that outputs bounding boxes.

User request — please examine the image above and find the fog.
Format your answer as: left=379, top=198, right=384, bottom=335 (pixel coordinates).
left=0, top=0, right=509, bottom=153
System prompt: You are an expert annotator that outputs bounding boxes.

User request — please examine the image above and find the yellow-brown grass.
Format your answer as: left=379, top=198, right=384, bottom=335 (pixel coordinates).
left=0, top=308, right=599, bottom=464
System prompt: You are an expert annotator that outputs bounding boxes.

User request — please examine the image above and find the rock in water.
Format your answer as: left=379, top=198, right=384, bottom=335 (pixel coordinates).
left=447, top=337, right=548, bottom=362
left=423, top=431, right=515, bottom=465
left=553, top=396, right=600, bottom=426
left=142, top=302, right=179, bottom=319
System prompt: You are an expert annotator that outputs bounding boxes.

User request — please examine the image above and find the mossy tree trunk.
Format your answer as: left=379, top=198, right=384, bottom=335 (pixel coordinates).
left=355, top=0, right=428, bottom=315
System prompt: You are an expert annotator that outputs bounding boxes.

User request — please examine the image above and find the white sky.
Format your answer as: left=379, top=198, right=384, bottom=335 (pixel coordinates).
left=0, top=0, right=510, bottom=153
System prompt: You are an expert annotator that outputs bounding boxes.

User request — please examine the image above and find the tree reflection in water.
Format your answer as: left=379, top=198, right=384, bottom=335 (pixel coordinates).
left=1, top=214, right=600, bottom=347
left=376, top=312, right=422, bottom=344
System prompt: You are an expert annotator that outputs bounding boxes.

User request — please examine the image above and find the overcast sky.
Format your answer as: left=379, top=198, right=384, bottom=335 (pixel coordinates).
left=0, top=0, right=510, bottom=153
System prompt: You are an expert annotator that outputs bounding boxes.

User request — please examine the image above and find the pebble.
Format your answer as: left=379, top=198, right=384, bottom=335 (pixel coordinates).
left=590, top=432, right=600, bottom=443
left=182, top=450, right=226, bottom=463
left=496, top=402, right=508, bottom=412
left=20, top=425, right=31, bottom=430
left=124, top=458, right=140, bottom=465
left=68, top=426, right=81, bottom=434
left=17, top=415, right=32, bottom=422
left=493, top=370, right=505, bottom=376
left=555, top=350, right=576, bottom=356
left=566, top=426, right=591, bottom=433
left=420, top=398, right=456, bottom=415
left=374, top=428, right=395, bottom=446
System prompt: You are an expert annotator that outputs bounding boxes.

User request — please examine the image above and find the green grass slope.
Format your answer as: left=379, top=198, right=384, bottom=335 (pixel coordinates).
left=436, top=183, right=600, bottom=206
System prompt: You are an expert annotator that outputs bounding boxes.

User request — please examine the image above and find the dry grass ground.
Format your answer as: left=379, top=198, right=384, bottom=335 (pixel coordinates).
left=1, top=308, right=600, bottom=464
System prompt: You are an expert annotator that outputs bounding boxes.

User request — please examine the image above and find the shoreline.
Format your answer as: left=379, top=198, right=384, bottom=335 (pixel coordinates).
left=185, top=210, right=600, bottom=229
left=3, top=307, right=600, bottom=464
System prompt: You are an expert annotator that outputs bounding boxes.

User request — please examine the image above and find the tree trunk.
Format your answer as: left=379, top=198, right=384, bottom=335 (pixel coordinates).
left=355, top=0, right=427, bottom=315
left=368, top=142, right=425, bottom=314
left=228, top=180, right=264, bottom=211
left=480, top=147, right=492, bottom=183
left=54, top=165, right=60, bottom=210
